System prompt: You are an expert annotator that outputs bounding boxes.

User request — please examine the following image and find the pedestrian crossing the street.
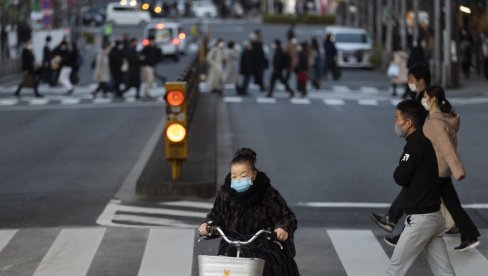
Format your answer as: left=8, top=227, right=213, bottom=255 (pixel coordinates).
left=0, top=226, right=487, bottom=275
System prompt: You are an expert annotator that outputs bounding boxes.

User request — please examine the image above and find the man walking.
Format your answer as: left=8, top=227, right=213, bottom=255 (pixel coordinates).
left=140, top=35, right=163, bottom=98
left=267, top=39, right=294, bottom=98
left=15, top=40, right=42, bottom=98
left=121, top=38, right=142, bottom=99
left=386, top=100, right=454, bottom=276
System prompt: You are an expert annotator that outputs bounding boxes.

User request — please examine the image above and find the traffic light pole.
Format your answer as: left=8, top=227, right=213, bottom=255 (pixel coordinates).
left=170, top=160, right=183, bottom=181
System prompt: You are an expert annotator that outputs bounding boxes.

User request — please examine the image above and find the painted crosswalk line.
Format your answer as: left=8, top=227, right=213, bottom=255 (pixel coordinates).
left=138, top=228, right=195, bottom=276
left=324, top=99, right=345, bottom=105
left=223, top=96, right=243, bottom=103
left=33, top=228, right=105, bottom=276
left=290, top=98, right=311, bottom=104
left=358, top=99, right=379, bottom=106
left=445, top=236, right=488, bottom=276
left=257, top=97, right=277, bottom=104
left=0, top=229, right=18, bottom=252
left=328, top=229, right=390, bottom=276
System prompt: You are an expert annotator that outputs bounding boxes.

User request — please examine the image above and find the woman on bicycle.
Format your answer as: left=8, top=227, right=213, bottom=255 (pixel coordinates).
left=199, top=148, right=300, bottom=275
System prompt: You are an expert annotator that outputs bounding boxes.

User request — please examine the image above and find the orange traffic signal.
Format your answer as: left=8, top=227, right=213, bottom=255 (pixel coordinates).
left=166, top=123, right=186, bottom=143
left=166, top=90, right=185, bottom=106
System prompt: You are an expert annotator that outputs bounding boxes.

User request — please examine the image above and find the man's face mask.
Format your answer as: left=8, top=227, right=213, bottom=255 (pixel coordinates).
left=408, top=82, right=417, bottom=92
left=394, top=120, right=408, bottom=138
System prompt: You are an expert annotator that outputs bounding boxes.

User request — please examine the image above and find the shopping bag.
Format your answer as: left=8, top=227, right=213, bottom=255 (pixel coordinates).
left=387, top=63, right=400, bottom=78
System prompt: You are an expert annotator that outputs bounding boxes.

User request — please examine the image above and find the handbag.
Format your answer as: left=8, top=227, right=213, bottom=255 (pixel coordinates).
left=387, top=63, right=400, bottom=78
left=440, top=200, right=455, bottom=231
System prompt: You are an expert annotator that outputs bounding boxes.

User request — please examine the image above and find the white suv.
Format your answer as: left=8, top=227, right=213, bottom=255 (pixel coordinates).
left=324, top=26, right=373, bottom=68
left=106, top=2, right=151, bottom=26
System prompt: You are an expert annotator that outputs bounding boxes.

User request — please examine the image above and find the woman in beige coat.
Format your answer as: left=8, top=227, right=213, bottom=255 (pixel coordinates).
left=91, top=44, right=111, bottom=98
left=206, top=40, right=225, bottom=93
left=389, top=51, right=409, bottom=98
left=422, top=85, right=480, bottom=251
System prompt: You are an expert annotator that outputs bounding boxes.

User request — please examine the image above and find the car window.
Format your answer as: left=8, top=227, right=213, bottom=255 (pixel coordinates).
left=148, top=28, right=173, bottom=41
left=113, top=6, right=138, bottom=12
left=335, top=33, right=368, bottom=43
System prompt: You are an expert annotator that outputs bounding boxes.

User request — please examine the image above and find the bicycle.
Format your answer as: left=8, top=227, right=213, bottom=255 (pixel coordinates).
left=198, top=224, right=283, bottom=276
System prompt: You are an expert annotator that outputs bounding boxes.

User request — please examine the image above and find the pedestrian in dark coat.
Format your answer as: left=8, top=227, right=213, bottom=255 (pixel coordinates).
left=250, top=30, right=267, bottom=92
left=199, top=148, right=300, bottom=276
left=295, top=41, right=309, bottom=97
left=323, top=33, right=337, bottom=80
left=41, top=35, right=53, bottom=84
left=122, top=38, right=142, bottom=98
left=15, top=40, right=42, bottom=98
left=267, top=39, right=294, bottom=97
left=109, top=40, right=126, bottom=98
left=237, top=41, right=254, bottom=95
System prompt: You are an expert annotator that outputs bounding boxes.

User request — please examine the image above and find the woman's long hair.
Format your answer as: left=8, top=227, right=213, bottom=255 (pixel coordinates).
left=426, top=85, right=454, bottom=114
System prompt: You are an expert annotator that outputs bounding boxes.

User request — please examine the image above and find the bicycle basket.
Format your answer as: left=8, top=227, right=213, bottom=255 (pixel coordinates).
left=198, top=255, right=265, bottom=276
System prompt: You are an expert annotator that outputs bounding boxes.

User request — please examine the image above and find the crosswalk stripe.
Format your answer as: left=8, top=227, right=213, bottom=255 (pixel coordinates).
left=0, top=99, right=18, bottom=106
left=29, top=98, right=49, bottom=105
left=114, top=203, right=208, bottom=218
left=33, top=228, right=105, bottom=276
left=291, top=98, right=311, bottom=104
left=333, top=85, right=350, bottom=92
left=328, top=229, right=390, bottom=276
left=60, top=98, right=81, bottom=105
left=445, top=236, right=488, bottom=276
left=112, top=214, right=196, bottom=228
left=257, top=97, right=277, bottom=104
left=391, top=99, right=402, bottom=106
left=324, top=99, right=345, bottom=105
left=360, top=87, right=379, bottom=94
left=223, top=96, right=243, bottom=103
left=160, top=200, right=213, bottom=209
left=0, top=230, right=17, bottom=253
left=138, top=228, right=195, bottom=276
left=358, top=99, right=378, bottom=106
left=93, top=98, right=113, bottom=104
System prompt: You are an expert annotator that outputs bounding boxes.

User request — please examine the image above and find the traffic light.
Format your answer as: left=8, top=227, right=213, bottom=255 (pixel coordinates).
left=164, top=82, right=188, bottom=180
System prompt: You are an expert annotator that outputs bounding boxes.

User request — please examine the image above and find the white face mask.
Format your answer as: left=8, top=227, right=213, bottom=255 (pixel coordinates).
left=421, top=97, right=430, bottom=111
left=408, top=82, right=417, bottom=92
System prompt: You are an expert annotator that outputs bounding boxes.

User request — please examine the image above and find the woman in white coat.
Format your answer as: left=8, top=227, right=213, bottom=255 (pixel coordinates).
left=91, top=44, right=111, bottom=98
left=206, top=40, right=225, bottom=93
left=224, top=41, right=239, bottom=87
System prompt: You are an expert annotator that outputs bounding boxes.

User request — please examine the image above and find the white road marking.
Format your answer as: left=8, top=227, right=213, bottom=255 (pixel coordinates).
left=257, top=97, right=277, bottom=104
left=138, top=229, right=195, bottom=276
left=360, top=86, right=379, bottom=94
left=29, top=98, right=49, bottom=105
left=297, top=202, right=488, bottom=209
left=391, top=99, right=402, bottom=106
left=223, top=96, right=243, bottom=103
left=0, top=99, right=19, bottom=106
left=0, top=229, right=18, bottom=252
left=112, top=214, right=196, bottom=228
left=445, top=236, right=488, bottom=276
left=290, top=98, right=311, bottom=104
left=60, top=98, right=81, bottom=105
left=358, top=99, right=378, bottom=106
left=93, top=98, right=113, bottom=104
left=160, top=200, right=213, bottom=209
left=328, top=230, right=390, bottom=276
left=33, top=228, right=105, bottom=276
left=332, top=86, right=350, bottom=92
left=324, top=99, right=345, bottom=105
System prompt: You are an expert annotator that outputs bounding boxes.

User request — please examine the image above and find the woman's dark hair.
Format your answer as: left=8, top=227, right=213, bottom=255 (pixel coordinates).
left=231, top=148, right=257, bottom=171
left=396, top=100, right=424, bottom=129
left=311, top=37, right=320, bottom=51
left=426, top=85, right=453, bottom=114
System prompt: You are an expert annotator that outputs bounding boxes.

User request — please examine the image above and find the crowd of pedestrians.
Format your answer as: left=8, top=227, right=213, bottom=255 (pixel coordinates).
left=14, top=33, right=164, bottom=100
left=205, top=27, right=340, bottom=98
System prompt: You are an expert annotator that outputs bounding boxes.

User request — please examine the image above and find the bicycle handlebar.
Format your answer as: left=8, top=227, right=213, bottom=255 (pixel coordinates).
left=198, top=225, right=283, bottom=250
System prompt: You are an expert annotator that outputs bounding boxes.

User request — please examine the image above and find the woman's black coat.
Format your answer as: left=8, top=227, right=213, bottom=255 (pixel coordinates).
left=205, top=171, right=300, bottom=276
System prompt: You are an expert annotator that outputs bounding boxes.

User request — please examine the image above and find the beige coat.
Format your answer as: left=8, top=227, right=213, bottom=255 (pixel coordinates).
left=206, top=46, right=225, bottom=90
left=94, top=51, right=110, bottom=83
left=423, top=111, right=465, bottom=180
left=390, top=51, right=408, bottom=84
